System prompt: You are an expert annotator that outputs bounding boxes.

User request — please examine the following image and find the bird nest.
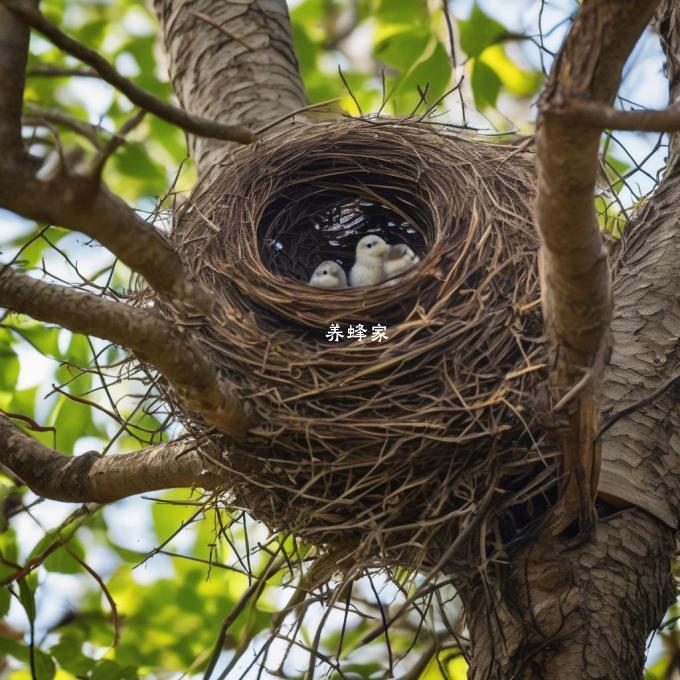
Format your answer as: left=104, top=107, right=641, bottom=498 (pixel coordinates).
left=162, top=118, right=556, bottom=578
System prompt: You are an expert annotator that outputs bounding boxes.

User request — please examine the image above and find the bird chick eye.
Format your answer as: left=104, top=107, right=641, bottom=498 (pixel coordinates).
left=323, top=269, right=328, bottom=275
left=366, top=243, right=372, bottom=248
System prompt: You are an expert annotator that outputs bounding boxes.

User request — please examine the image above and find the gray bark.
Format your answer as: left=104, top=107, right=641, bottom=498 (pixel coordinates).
left=464, top=2, right=680, bottom=677
left=152, top=0, right=308, bottom=174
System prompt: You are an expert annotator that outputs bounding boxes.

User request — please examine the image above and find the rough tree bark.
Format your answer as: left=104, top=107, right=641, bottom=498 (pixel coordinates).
left=152, top=0, right=308, bottom=173
left=0, top=414, right=222, bottom=502
left=463, top=2, right=680, bottom=678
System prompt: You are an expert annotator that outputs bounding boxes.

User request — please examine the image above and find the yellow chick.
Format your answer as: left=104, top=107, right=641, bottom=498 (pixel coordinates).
left=383, top=244, right=420, bottom=280
left=309, top=260, right=348, bottom=289
left=349, top=235, right=390, bottom=287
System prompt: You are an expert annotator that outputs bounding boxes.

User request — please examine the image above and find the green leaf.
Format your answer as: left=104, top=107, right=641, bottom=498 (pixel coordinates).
left=375, top=0, right=428, bottom=25
left=0, top=348, right=19, bottom=391
left=470, top=59, right=501, bottom=109
left=48, top=391, right=102, bottom=453
left=151, top=491, right=199, bottom=548
left=50, top=634, right=96, bottom=676
left=0, top=587, right=10, bottom=617
left=110, top=143, right=168, bottom=197
left=43, top=537, right=86, bottom=574
left=18, top=577, right=36, bottom=624
left=374, top=26, right=430, bottom=71
left=458, top=4, right=506, bottom=58
left=478, top=44, right=542, bottom=97
left=90, top=659, right=138, bottom=680
left=291, top=22, right=318, bottom=75
left=9, top=324, right=62, bottom=360
left=398, top=42, right=452, bottom=110
left=34, top=649, right=57, bottom=680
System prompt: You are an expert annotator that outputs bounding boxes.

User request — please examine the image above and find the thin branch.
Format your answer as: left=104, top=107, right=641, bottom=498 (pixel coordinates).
left=62, top=543, right=120, bottom=646
left=0, top=413, right=221, bottom=503
left=3, top=0, right=256, bottom=145
left=0, top=267, right=251, bottom=438
left=554, top=100, right=680, bottom=133
left=190, top=11, right=256, bottom=52
left=535, top=0, right=659, bottom=534
left=254, top=97, right=342, bottom=136
left=597, top=373, right=680, bottom=440
left=26, top=65, right=100, bottom=78
left=23, top=103, right=109, bottom=149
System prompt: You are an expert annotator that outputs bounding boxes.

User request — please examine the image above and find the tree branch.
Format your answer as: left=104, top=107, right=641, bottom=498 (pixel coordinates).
left=26, top=65, right=99, bottom=79
left=656, top=0, right=680, bottom=166
left=0, top=3, right=29, bottom=155
left=596, top=1, right=680, bottom=529
left=0, top=161, right=212, bottom=310
left=0, top=1, right=209, bottom=310
left=556, top=99, right=680, bottom=132
left=3, top=0, right=256, bottom=146
left=0, top=267, right=251, bottom=439
left=535, top=0, right=659, bottom=533
left=0, top=414, right=221, bottom=502
left=24, top=103, right=110, bottom=149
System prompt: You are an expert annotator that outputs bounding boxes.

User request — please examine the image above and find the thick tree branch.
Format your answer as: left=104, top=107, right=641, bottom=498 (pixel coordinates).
left=656, top=0, right=680, bottom=165
left=3, top=0, right=256, bottom=146
left=153, top=0, right=308, bottom=173
left=466, top=4, right=680, bottom=678
left=0, top=162, right=212, bottom=310
left=0, top=4, right=29, bottom=155
left=535, top=0, right=659, bottom=531
left=0, top=414, right=222, bottom=502
left=0, top=0, right=208, bottom=309
left=596, top=0, right=680, bottom=527
left=0, top=267, right=251, bottom=439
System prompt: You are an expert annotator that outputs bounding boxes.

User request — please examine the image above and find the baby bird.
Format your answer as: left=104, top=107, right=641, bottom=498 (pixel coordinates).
left=349, top=235, right=390, bottom=287
left=309, top=260, right=348, bottom=289
left=384, top=244, right=420, bottom=280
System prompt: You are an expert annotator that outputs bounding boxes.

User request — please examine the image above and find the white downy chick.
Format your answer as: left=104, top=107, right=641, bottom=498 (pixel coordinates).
left=309, top=260, right=348, bottom=289
left=383, top=244, right=420, bottom=280
left=349, top=235, right=390, bottom=287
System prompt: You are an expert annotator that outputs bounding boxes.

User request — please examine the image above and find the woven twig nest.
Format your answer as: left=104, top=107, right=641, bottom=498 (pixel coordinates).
left=165, top=118, right=555, bottom=576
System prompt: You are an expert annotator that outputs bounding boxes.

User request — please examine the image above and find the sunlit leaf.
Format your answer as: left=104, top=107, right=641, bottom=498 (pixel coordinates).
left=470, top=59, right=501, bottom=108
left=478, top=45, right=541, bottom=97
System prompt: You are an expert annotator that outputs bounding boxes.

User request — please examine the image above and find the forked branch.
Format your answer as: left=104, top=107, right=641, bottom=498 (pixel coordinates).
left=0, top=2, right=211, bottom=309
left=0, top=267, right=251, bottom=439
left=3, top=0, right=256, bottom=145
left=0, top=414, right=222, bottom=502
left=535, top=0, right=659, bottom=531
left=0, top=163, right=212, bottom=310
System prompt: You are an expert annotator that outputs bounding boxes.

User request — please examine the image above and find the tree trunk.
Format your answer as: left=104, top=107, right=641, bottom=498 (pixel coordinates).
left=152, top=0, right=308, bottom=174
left=463, top=511, right=674, bottom=679
left=463, top=2, right=680, bottom=677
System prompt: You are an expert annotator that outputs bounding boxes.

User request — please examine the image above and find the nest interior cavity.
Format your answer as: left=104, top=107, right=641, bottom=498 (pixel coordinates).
left=166, top=118, right=555, bottom=577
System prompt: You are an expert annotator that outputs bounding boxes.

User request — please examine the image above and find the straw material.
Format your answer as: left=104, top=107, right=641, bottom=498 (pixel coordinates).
left=159, top=118, right=556, bottom=576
